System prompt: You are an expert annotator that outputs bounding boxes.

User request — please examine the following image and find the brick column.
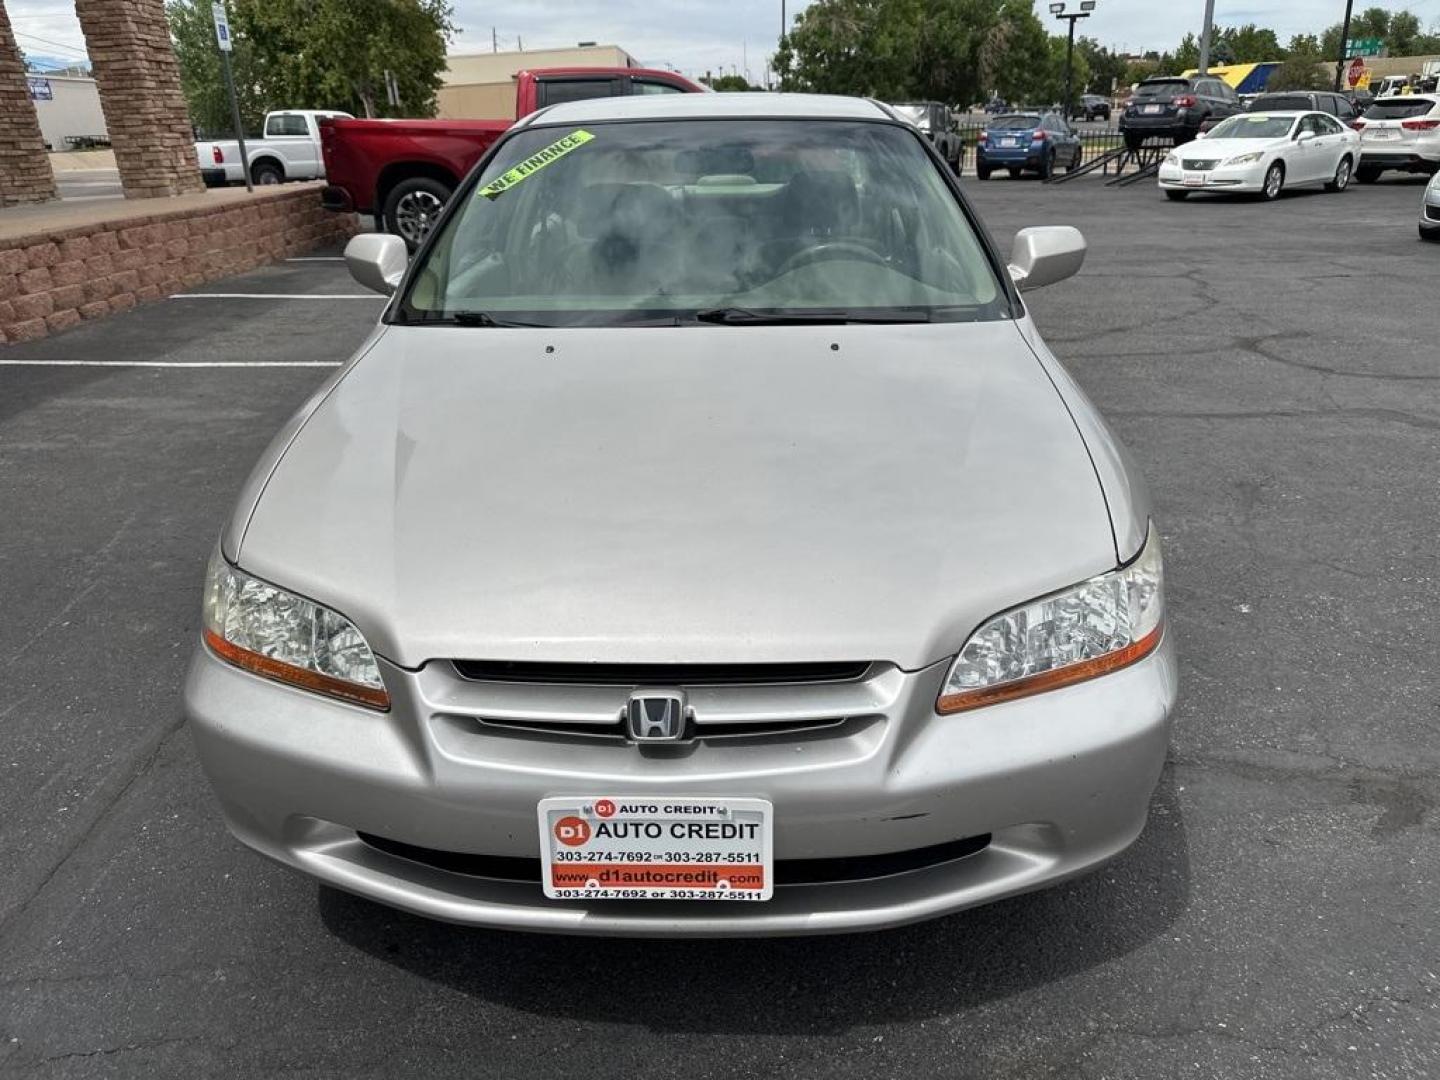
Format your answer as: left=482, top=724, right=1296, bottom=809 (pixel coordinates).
left=75, top=0, right=205, bottom=199
left=0, top=2, right=58, bottom=206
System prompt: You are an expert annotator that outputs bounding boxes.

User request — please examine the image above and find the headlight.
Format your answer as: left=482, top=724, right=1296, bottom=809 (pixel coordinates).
left=202, top=551, right=390, bottom=709
left=936, top=527, right=1164, bottom=714
left=1429, top=171, right=1440, bottom=190
left=1223, top=152, right=1264, bottom=166
left=1164, top=153, right=1179, bottom=166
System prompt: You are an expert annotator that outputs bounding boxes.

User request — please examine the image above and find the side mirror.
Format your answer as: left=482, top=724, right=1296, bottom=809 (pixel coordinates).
left=1195, top=129, right=1208, bottom=139
left=345, top=232, right=408, bottom=295
left=1008, top=226, right=1086, bottom=292
left=1296, top=130, right=1316, bottom=143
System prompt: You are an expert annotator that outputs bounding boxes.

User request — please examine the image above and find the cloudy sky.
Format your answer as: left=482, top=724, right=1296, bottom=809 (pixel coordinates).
left=8, top=0, right=1440, bottom=83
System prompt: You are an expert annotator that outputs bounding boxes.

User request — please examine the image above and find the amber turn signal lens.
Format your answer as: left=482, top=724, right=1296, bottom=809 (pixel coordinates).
left=203, top=627, right=392, bottom=710
left=936, top=623, right=1162, bottom=715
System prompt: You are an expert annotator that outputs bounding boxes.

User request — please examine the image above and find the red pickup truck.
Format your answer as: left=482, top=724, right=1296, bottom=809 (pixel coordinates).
left=320, top=66, right=704, bottom=246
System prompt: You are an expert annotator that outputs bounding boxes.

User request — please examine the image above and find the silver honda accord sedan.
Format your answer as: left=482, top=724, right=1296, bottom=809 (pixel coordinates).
left=185, top=93, right=1176, bottom=936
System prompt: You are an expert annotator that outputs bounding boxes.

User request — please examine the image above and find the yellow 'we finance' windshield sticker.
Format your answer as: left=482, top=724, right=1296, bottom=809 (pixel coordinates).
left=476, top=129, right=595, bottom=200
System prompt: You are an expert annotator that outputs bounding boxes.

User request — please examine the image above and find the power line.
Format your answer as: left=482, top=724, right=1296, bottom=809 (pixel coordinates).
left=13, top=29, right=90, bottom=59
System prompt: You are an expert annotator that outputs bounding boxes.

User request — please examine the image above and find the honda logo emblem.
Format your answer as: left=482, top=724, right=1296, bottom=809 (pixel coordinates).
left=626, top=690, right=688, bottom=743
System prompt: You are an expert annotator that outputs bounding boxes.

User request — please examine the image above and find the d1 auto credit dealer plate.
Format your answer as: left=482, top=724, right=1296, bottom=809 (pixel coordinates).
left=538, top=796, right=773, bottom=901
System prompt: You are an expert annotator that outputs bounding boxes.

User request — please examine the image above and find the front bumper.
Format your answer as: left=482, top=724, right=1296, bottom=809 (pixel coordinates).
left=185, top=636, right=1177, bottom=937
left=1157, top=161, right=1264, bottom=193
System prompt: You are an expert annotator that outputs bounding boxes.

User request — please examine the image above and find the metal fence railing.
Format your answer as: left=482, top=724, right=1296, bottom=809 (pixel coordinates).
left=954, top=121, right=1127, bottom=175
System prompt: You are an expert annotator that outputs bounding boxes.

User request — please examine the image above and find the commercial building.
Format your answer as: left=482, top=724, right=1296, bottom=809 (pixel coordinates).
left=438, top=43, right=639, bottom=119
left=28, top=73, right=108, bottom=150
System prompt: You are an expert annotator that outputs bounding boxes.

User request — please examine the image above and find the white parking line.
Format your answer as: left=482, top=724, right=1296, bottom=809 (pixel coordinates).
left=169, top=293, right=381, bottom=300
left=0, top=359, right=342, bottom=368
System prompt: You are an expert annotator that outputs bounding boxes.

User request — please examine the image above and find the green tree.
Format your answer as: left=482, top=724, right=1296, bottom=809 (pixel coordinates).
left=168, top=0, right=454, bottom=126
left=1285, top=33, right=1321, bottom=58
left=1075, top=35, right=1127, bottom=94
left=1387, top=11, right=1421, bottom=54
left=774, top=0, right=1064, bottom=108
left=166, top=0, right=265, bottom=135
left=1220, top=24, right=1281, bottom=62
left=1174, top=32, right=1199, bottom=71
left=702, top=74, right=761, bottom=91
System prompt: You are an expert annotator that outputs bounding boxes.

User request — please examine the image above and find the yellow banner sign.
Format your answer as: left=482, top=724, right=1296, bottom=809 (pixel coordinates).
left=476, top=129, right=595, bottom=200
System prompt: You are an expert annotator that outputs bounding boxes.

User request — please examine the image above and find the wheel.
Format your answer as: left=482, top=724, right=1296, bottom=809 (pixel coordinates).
left=1123, top=130, right=1146, bottom=151
left=1325, top=156, right=1353, bottom=193
left=1355, top=166, right=1381, bottom=184
left=976, top=162, right=991, bottom=180
left=1039, top=149, right=1054, bottom=180
left=382, top=176, right=453, bottom=250
left=250, top=160, right=283, bottom=186
left=1421, top=224, right=1440, bottom=242
left=1164, top=190, right=1189, bottom=201
left=1261, top=161, right=1285, bottom=200
left=1067, top=146, right=1082, bottom=172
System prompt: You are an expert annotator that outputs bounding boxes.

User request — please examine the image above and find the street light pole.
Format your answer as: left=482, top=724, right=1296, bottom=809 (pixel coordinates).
left=1048, top=2, right=1096, bottom=120
left=1334, top=0, right=1356, bottom=92
left=1197, top=0, right=1216, bottom=73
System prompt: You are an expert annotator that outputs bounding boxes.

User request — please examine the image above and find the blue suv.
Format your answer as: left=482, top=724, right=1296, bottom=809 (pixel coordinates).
left=976, top=112, right=1083, bottom=179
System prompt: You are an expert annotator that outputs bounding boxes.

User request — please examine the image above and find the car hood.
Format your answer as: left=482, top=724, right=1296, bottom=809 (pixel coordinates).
left=235, top=322, right=1117, bottom=670
left=1176, top=136, right=1282, bottom=159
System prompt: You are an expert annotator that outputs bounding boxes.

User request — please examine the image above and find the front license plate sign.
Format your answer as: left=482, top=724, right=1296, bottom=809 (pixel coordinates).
left=1184, top=172, right=1205, bottom=186
left=539, top=796, right=773, bottom=901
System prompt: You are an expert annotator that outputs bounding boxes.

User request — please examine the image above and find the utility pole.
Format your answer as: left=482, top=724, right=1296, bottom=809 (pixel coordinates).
left=491, top=26, right=497, bottom=53
left=1197, top=0, right=1216, bottom=73
left=210, top=2, right=251, bottom=192
left=1334, top=0, right=1356, bottom=92
left=1048, top=2, right=1096, bottom=120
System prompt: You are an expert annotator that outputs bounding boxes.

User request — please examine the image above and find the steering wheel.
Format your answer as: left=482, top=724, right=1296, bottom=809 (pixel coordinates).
left=777, top=240, right=888, bottom=276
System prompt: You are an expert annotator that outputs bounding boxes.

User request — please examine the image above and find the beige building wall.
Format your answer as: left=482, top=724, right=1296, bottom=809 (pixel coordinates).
left=31, top=75, right=108, bottom=150
left=438, top=44, right=637, bottom=120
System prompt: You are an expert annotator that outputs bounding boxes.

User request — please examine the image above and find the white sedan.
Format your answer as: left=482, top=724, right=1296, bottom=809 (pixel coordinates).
left=1422, top=170, right=1440, bottom=242
left=1157, top=111, right=1361, bottom=201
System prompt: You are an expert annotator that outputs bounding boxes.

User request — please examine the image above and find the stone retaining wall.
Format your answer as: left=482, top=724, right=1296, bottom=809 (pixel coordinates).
left=0, top=187, right=358, bottom=345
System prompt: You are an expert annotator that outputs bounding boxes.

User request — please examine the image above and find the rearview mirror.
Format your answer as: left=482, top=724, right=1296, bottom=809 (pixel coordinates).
left=1008, top=226, right=1086, bottom=292
left=345, top=233, right=408, bottom=295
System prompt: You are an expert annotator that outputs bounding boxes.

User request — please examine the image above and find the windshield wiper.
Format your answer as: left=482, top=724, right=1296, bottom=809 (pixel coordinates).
left=692, top=307, right=933, bottom=326
left=444, top=310, right=551, bottom=328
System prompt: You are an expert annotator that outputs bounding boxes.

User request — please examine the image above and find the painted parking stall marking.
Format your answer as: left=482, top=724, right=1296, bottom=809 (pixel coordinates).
left=538, top=796, right=773, bottom=901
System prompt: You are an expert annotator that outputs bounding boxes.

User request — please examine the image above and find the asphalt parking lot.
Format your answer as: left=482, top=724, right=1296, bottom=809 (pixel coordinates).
left=2, top=175, right=1438, bottom=1079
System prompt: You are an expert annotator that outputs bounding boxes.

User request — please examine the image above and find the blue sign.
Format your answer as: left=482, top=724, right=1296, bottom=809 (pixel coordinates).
left=27, top=77, right=53, bottom=101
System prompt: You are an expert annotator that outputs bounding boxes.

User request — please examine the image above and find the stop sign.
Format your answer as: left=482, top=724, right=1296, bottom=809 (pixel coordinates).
left=1347, top=57, right=1365, bottom=88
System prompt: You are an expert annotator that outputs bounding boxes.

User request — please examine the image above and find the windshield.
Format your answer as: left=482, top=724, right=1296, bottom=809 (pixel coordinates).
left=1135, top=80, right=1188, bottom=99
left=891, top=104, right=931, bottom=130
left=1207, top=114, right=1296, bottom=139
left=990, top=114, right=1040, bottom=130
left=399, top=119, right=1005, bottom=327
left=1365, top=98, right=1437, bottom=119
left=1253, top=95, right=1312, bottom=111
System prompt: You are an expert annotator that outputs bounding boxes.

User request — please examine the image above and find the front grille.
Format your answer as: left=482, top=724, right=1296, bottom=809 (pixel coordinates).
left=1182, top=158, right=1219, bottom=170
left=358, top=831, right=991, bottom=887
left=470, top=713, right=855, bottom=743
left=452, top=659, right=871, bottom=686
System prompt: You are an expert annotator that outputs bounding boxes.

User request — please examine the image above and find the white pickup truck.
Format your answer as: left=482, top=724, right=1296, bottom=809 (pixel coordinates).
left=197, top=109, right=352, bottom=187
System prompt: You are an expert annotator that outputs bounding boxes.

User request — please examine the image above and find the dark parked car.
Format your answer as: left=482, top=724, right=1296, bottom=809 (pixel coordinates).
left=1247, top=90, right=1362, bottom=127
left=1120, top=75, right=1241, bottom=149
left=889, top=101, right=965, bottom=172
left=976, top=112, right=1083, bottom=179
left=1071, top=94, right=1111, bottom=121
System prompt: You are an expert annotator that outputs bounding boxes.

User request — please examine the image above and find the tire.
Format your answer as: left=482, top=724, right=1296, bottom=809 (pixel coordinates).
left=1123, top=130, right=1146, bottom=151
left=383, top=176, right=453, bottom=251
left=976, top=162, right=991, bottom=180
left=1355, top=166, right=1381, bottom=184
left=1039, top=149, right=1054, bottom=180
left=250, top=160, right=283, bottom=186
left=1261, top=161, right=1285, bottom=200
left=1421, top=224, right=1440, bottom=242
left=1325, top=155, right=1353, bottom=193
left=1164, top=190, right=1189, bottom=201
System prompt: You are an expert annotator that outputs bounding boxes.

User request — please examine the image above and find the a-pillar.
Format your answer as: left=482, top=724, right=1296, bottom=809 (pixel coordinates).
left=0, top=1, right=58, bottom=206
left=75, top=0, right=205, bottom=198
